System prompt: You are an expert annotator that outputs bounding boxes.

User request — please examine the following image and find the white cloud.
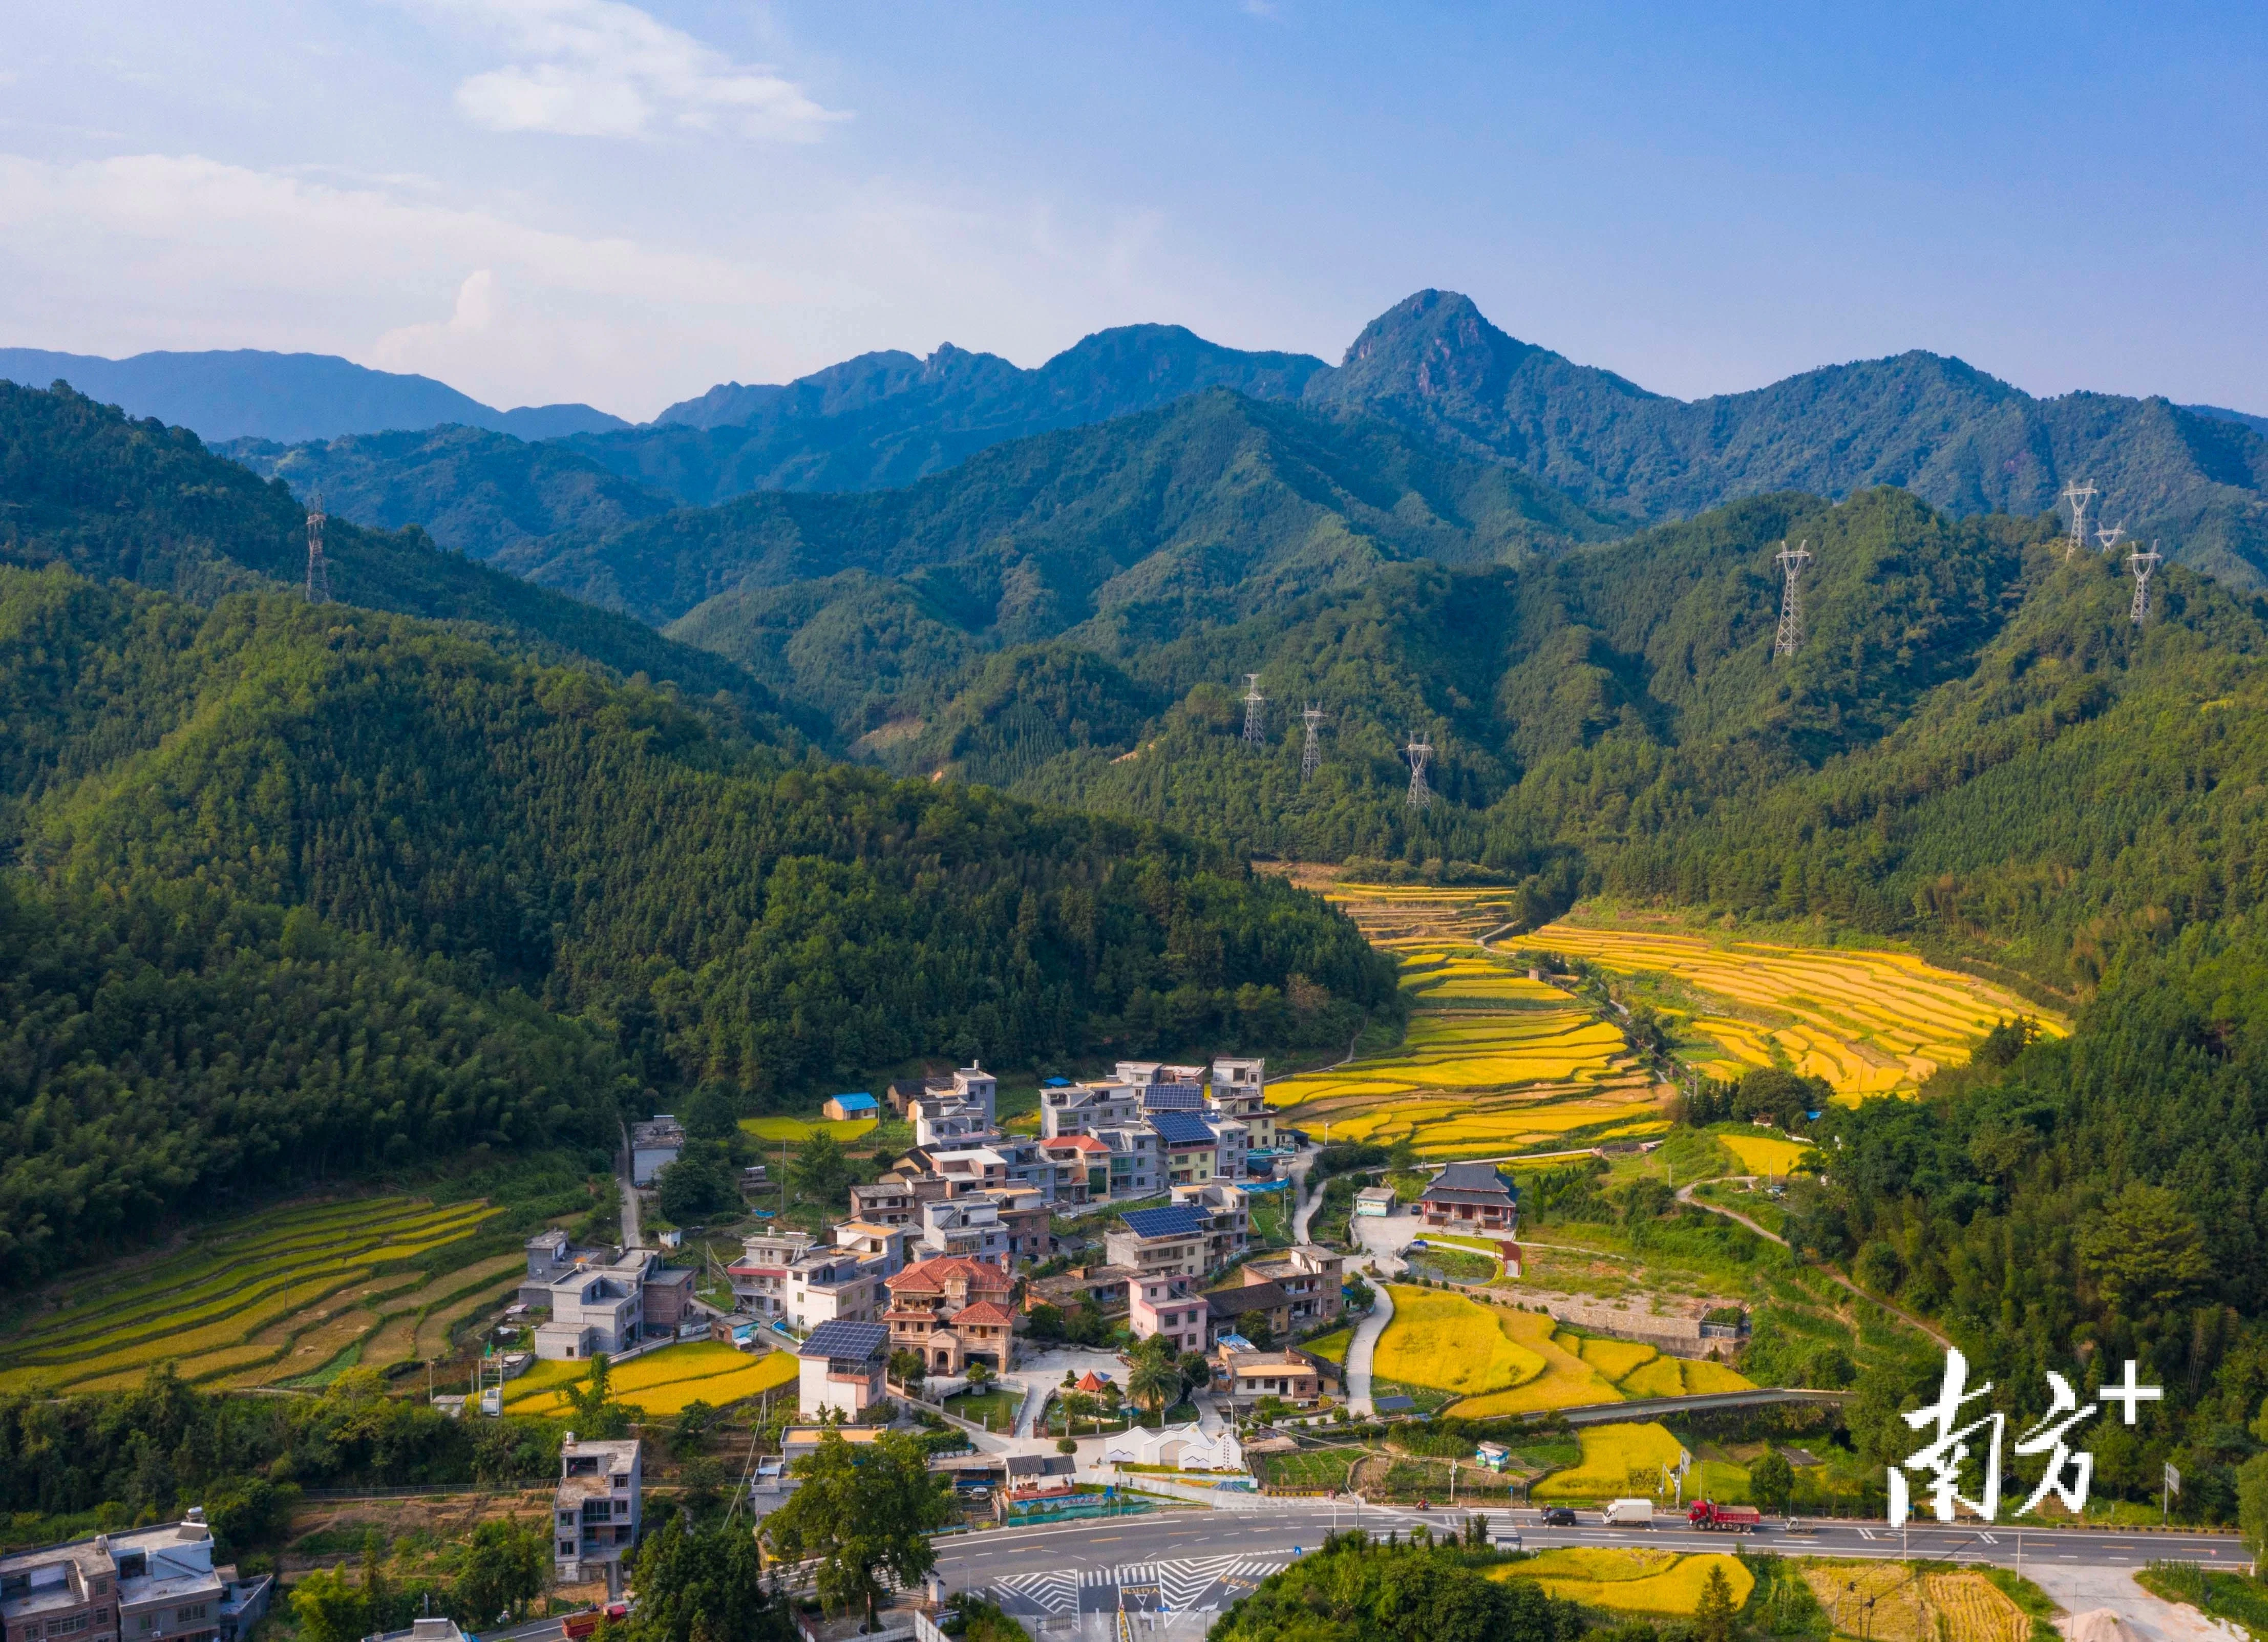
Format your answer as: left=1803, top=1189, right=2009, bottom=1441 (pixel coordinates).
left=421, top=0, right=846, bottom=140
left=0, top=151, right=825, bottom=412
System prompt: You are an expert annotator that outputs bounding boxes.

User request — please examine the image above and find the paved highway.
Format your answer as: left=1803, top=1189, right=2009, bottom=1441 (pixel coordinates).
left=935, top=1503, right=2246, bottom=1620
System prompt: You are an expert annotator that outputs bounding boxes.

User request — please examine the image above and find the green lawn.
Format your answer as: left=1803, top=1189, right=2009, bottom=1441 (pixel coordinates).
left=946, top=1387, right=1023, bottom=1432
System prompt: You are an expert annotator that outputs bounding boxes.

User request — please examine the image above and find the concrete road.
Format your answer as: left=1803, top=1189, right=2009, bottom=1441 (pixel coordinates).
left=946, top=1502, right=2245, bottom=1620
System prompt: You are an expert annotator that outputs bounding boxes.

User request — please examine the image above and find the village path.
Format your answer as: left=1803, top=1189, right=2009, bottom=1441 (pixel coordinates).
left=1673, top=1183, right=1951, bottom=1348
left=1341, top=1203, right=1417, bottom=1416
left=616, top=1120, right=646, bottom=1248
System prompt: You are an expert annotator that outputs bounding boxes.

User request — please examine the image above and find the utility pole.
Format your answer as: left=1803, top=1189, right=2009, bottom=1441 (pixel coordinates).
left=1300, top=704, right=1326, bottom=781
left=305, top=491, right=332, bottom=604
left=1773, top=539, right=1812, bottom=658
left=2060, top=479, right=2099, bottom=561
left=1242, top=675, right=1267, bottom=747
left=1404, top=736, right=1433, bottom=809
left=2130, top=541, right=2165, bottom=624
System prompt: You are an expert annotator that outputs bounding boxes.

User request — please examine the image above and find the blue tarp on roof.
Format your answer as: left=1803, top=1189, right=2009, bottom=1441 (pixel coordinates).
left=1148, top=1110, right=1217, bottom=1146
left=1043, top=1077, right=1073, bottom=1087
left=1120, top=1205, right=1207, bottom=1238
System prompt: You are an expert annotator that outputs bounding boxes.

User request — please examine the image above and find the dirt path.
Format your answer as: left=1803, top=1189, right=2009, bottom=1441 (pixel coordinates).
left=1674, top=1183, right=1952, bottom=1348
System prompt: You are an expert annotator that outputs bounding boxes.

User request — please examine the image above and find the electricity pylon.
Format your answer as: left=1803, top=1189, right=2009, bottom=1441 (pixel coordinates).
left=2096, top=520, right=2128, bottom=556
left=1773, top=539, right=1812, bottom=658
left=1242, top=674, right=1266, bottom=747
left=1404, top=736, right=1433, bottom=809
left=2061, top=479, right=2099, bottom=562
left=2129, top=541, right=2164, bottom=624
left=1300, top=704, right=1326, bottom=781
left=305, top=492, right=331, bottom=604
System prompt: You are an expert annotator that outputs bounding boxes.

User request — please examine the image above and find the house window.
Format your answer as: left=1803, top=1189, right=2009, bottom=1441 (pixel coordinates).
left=138, top=1618, right=156, bottom=1634
left=176, top=1610, right=207, bottom=1626
left=560, top=1541, right=576, bottom=1556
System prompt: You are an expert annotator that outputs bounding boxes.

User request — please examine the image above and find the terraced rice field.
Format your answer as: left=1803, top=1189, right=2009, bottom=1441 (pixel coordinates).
left=1266, top=886, right=1670, bottom=1156
left=1800, top=1563, right=2027, bottom=1642
left=0, top=1197, right=508, bottom=1393
left=1716, top=1132, right=1815, bottom=1177
left=1495, top=1548, right=1754, bottom=1614
left=1529, top=1421, right=1685, bottom=1501
left=504, top=1340, right=798, bottom=1416
left=1516, top=920, right=2066, bottom=1097
left=1370, top=1288, right=1754, bottom=1416
left=740, top=1115, right=879, bottom=1144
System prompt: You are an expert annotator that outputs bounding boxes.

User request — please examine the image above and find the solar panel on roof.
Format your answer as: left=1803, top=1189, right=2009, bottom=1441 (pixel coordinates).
left=1141, top=1082, right=1204, bottom=1110
left=1121, top=1205, right=1206, bottom=1237
left=799, top=1319, right=888, bottom=1359
left=1148, top=1111, right=1217, bottom=1145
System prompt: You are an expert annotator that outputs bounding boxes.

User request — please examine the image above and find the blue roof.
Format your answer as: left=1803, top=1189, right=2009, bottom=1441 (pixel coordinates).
left=1043, top=1077, right=1073, bottom=1087
left=1148, top=1110, right=1217, bottom=1146
left=830, top=1091, right=878, bottom=1110
left=1120, top=1205, right=1207, bottom=1238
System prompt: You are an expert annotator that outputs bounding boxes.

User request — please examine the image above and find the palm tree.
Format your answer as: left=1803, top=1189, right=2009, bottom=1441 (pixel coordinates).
left=1128, top=1353, right=1178, bottom=1422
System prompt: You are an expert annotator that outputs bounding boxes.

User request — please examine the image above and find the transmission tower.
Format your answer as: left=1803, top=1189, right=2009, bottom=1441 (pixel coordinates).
left=1241, top=673, right=1266, bottom=747
left=2060, top=479, right=2099, bottom=562
left=1772, top=538, right=1812, bottom=658
left=2129, top=540, right=2164, bottom=624
left=1404, top=735, right=1433, bottom=809
left=1300, top=703, right=1326, bottom=781
left=304, top=491, right=331, bottom=605
left=2096, top=520, right=2128, bottom=556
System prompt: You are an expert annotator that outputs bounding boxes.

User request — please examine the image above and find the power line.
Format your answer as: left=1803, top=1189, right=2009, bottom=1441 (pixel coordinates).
left=1242, top=673, right=1266, bottom=747
left=1773, top=538, right=1812, bottom=658
left=2060, top=479, right=2099, bottom=562
left=305, top=491, right=331, bottom=605
left=1404, top=735, right=1433, bottom=809
left=1301, top=704, right=1326, bottom=781
left=2129, top=541, right=2165, bottom=624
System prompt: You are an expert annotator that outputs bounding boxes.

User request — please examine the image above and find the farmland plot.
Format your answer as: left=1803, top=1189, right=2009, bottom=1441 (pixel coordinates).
left=0, top=1196, right=505, bottom=1393
left=1517, top=921, right=2066, bottom=1097
left=1495, top=1548, right=1754, bottom=1614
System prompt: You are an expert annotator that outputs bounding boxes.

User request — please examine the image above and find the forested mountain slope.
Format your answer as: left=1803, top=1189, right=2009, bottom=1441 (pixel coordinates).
left=1312, top=290, right=2268, bottom=586
left=580, top=323, right=1329, bottom=498
left=516, top=391, right=1610, bottom=738
left=218, top=425, right=680, bottom=558
left=0, top=382, right=800, bottom=735
left=0, top=564, right=1394, bottom=1281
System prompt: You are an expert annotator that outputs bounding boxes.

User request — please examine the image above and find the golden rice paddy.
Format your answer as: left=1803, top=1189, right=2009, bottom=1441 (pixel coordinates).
left=0, top=1196, right=508, bottom=1393
left=1372, top=1287, right=1546, bottom=1396
left=1530, top=1421, right=1685, bottom=1501
left=1716, top=1132, right=1815, bottom=1177
left=1267, top=889, right=1671, bottom=1157
left=1800, top=1563, right=2027, bottom=1642
left=1495, top=1548, right=1754, bottom=1615
left=1516, top=920, right=2067, bottom=1097
left=740, top=1115, right=879, bottom=1144
left=504, top=1340, right=799, bottom=1416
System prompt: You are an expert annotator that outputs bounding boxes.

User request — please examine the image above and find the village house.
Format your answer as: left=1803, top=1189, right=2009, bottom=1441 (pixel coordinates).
left=1172, top=1181, right=1250, bottom=1270
left=847, top=1178, right=917, bottom=1227
left=1106, top=1204, right=1209, bottom=1281
left=822, top=1091, right=879, bottom=1122
left=726, top=1228, right=816, bottom=1321
left=881, top=1255, right=1018, bottom=1373
left=1208, top=1057, right=1276, bottom=1151
left=1239, top=1246, right=1345, bottom=1331
left=1215, top=1348, right=1324, bottom=1407
left=534, top=1249, right=695, bottom=1360
left=794, top=1320, right=890, bottom=1418
left=554, top=1436, right=641, bottom=1583
left=1036, top=1133, right=1112, bottom=1204
left=1417, top=1162, right=1521, bottom=1233
left=1201, top=1278, right=1289, bottom=1346
left=1127, top=1272, right=1207, bottom=1354
left=783, top=1248, right=880, bottom=1332
left=0, top=1514, right=228, bottom=1642
left=1028, top=1263, right=1137, bottom=1314
left=628, top=1116, right=684, bottom=1187
left=1151, top=1110, right=1220, bottom=1187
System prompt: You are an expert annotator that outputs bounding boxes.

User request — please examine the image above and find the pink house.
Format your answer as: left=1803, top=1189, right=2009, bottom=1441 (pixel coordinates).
left=1128, top=1273, right=1208, bottom=1354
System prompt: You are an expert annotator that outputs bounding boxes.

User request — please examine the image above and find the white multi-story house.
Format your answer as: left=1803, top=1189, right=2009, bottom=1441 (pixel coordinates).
left=917, top=1195, right=1009, bottom=1263
left=1040, top=1081, right=1140, bottom=1140
left=534, top=1250, right=695, bottom=1360
left=553, top=1437, right=640, bottom=1583
left=1209, top=1057, right=1275, bottom=1151
left=727, top=1229, right=816, bottom=1320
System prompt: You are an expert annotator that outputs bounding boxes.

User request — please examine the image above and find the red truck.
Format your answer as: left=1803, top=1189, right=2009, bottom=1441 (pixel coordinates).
left=1686, top=1501, right=1763, bottom=1533
left=560, top=1605, right=631, bottom=1640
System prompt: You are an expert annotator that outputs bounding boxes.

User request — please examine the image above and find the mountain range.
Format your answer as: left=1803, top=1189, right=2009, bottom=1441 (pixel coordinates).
left=0, top=348, right=628, bottom=444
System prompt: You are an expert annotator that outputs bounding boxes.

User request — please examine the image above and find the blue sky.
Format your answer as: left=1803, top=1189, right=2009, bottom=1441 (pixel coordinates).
left=4, top=2, right=2260, bottom=418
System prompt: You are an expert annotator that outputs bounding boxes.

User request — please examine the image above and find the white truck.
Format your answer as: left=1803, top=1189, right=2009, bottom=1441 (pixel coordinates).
left=1602, top=1498, right=1656, bottom=1526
